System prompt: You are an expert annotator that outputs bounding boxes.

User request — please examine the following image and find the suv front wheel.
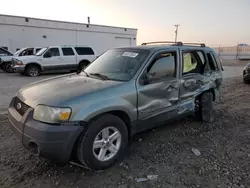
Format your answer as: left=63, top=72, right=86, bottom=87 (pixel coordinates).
left=195, top=91, right=215, bottom=123
left=25, top=65, right=41, bottom=77
left=76, top=114, right=128, bottom=170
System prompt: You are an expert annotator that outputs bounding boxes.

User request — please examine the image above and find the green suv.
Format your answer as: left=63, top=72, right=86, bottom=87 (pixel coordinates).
left=8, top=41, right=223, bottom=170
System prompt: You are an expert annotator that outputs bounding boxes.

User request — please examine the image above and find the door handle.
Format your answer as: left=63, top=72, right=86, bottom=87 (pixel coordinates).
left=164, top=83, right=178, bottom=91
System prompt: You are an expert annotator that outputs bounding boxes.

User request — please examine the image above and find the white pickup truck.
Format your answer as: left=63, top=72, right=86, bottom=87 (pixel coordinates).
left=13, top=45, right=97, bottom=76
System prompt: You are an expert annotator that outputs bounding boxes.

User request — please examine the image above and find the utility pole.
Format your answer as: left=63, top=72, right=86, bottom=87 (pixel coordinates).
left=174, top=24, right=180, bottom=43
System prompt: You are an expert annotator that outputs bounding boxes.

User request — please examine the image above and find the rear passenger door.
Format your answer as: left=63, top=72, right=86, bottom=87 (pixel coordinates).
left=61, top=47, right=77, bottom=69
left=179, top=49, right=207, bottom=101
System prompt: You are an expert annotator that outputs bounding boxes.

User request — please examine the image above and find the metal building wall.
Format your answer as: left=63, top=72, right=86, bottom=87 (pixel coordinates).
left=0, top=14, right=137, bottom=54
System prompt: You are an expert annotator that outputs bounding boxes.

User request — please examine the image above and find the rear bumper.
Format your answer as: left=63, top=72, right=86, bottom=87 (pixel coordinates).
left=8, top=97, right=85, bottom=163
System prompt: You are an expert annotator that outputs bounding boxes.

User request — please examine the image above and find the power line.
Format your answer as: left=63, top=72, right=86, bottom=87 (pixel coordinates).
left=174, top=24, right=180, bottom=43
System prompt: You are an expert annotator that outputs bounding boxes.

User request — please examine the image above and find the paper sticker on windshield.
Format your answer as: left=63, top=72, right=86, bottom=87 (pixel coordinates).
left=122, top=52, right=138, bottom=58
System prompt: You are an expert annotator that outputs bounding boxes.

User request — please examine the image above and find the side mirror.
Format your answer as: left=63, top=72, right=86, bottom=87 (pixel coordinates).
left=44, top=52, right=51, bottom=58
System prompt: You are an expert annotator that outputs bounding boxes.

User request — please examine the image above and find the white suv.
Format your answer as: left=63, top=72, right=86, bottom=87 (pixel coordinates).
left=13, top=45, right=97, bottom=76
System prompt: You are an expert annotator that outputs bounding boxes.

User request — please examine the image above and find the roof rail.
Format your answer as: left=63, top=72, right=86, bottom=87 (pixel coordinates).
left=182, top=43, right=206, bottom=47
left=141, top=41, right=206, bottom=47
left=141, top=41, right=183, bottom=46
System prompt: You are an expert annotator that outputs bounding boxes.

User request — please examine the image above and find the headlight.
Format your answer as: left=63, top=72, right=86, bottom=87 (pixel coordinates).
left=33, top=105, right=71, bottom=124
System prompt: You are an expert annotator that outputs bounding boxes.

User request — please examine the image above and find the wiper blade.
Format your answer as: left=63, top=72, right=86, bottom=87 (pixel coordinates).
left=76, top=69, right=89, bottom=77
left=89, top=73, right=109, bottom=80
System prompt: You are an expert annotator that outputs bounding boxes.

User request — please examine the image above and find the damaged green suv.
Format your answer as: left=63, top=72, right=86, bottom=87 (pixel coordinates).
left=8, top=41, right=223, bottom=170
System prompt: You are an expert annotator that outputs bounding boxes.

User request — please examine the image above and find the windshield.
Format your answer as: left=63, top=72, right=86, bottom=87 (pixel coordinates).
left=36, top=47, right=48, bottom=56
left=84, top=49, right=149, bottom=81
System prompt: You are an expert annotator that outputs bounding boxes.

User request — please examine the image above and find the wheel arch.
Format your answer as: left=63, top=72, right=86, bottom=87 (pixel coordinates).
left=25, top=62, right=43, bottom=71
left=86, top=110, right=132, bottom=140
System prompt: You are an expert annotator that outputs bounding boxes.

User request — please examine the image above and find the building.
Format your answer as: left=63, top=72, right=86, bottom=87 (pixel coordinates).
left=0, top=14, right=137, bottom=55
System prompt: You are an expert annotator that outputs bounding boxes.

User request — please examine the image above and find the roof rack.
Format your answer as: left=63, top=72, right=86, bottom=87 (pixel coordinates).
left=141, top=41, right=183, bottom=46
left=182, top=43, right=206, bottom=47
left=141, top=41, right=206, bottom=47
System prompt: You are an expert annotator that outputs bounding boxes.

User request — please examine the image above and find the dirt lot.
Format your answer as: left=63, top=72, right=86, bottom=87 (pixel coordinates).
left=0, top=76, right=249, bottom=188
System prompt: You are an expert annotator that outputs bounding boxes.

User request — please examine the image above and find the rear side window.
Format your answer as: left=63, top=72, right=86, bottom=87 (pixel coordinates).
left=62, top=47, right=75, bottom=56
left=207, top=52, right=218, bottom=70
left=75, top=47, right=95, bottom=55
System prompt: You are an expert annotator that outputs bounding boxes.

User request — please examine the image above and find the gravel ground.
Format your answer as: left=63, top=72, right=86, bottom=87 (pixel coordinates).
left=0, top=76, right=250, bottom=188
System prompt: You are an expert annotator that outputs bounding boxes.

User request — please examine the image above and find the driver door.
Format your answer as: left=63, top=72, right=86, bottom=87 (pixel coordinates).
left=42, top=48, right=62, bottom=70
left=136, top=50, right=180, bottom=132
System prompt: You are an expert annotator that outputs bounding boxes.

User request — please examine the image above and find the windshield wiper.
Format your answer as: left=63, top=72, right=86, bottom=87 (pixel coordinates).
left=77, top=69, right=89, bottom=77
left=89, top=73, right=109, bottom=80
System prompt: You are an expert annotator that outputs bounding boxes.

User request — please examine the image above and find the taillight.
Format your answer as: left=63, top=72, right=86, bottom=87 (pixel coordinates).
left=16, top=61, right=24, bottom=65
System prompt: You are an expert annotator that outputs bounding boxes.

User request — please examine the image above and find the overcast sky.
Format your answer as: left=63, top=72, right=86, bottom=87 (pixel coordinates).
left=1, top=0, right=249, bottom=47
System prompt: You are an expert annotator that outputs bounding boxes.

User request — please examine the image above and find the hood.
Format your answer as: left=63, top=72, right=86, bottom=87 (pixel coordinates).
left=17, top=73, right=121, bottom=108
left=15, top=55, right=39, bottom=62
left=0, top=55, right=13, bottom=62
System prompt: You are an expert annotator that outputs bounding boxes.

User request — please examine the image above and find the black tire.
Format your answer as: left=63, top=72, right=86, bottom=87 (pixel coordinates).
left=195, top=91, right=214, bottom=123
left=4, top=62, right=14, bottom=73
left=25, top=65, right=41, bottom=77
left=78, top=61, right=90, bottom=71
left=76, top=114, right=128, bottom=170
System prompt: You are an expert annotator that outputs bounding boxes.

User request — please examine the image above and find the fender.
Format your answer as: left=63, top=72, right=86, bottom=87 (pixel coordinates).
left=25, top=62, right=44, bottom=71
left=72, top=97, right=137, bottom=123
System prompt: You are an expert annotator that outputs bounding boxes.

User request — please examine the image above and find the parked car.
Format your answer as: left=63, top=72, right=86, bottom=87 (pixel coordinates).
left=0, top=47, right=14, bottom=72
left=12, top=45, right=97, bottom=76
left=8, top=41, right=223, bottom=170
left=243, top=62, right=250, bottom=84
left=0, top=47, right=42, bottom=73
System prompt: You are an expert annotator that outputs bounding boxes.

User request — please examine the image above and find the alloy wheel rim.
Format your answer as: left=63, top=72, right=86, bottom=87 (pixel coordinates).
left=92, top=126, right=122, bottom=162
left=6, top=64, right=13, bottom=72
left=30, top=68, right=38, bottom=76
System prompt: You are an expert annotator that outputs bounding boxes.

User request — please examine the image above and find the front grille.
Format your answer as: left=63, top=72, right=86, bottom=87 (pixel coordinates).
left=13, top=97, right=31, bottom=116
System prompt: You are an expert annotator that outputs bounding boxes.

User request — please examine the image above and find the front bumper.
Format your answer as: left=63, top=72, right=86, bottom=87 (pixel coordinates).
left=13, top=65, right=25, bottom=73
left=8, top=97, right=84, bottom=163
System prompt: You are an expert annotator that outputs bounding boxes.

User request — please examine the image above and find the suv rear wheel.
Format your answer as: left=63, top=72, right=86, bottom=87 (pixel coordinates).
left=25, top=65, right=41, bottom=77
left=195, top=91, right=215, bottom=123
left=76, top=114, right=128, bottom=170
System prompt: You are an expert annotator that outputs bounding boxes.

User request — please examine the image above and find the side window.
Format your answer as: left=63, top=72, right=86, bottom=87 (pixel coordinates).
left=62, top=47, right=75, bottom=56
left=146, top=52, right=176, bottom=82
left=207, top=52, right=218, bottom=70
left=75, top=47, right=95, bottom=55
left=197, top=51, right=205, bottom=65
left=182, top=51, right=204, bottom=75
left=44, top=48, right=60, bottom=57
